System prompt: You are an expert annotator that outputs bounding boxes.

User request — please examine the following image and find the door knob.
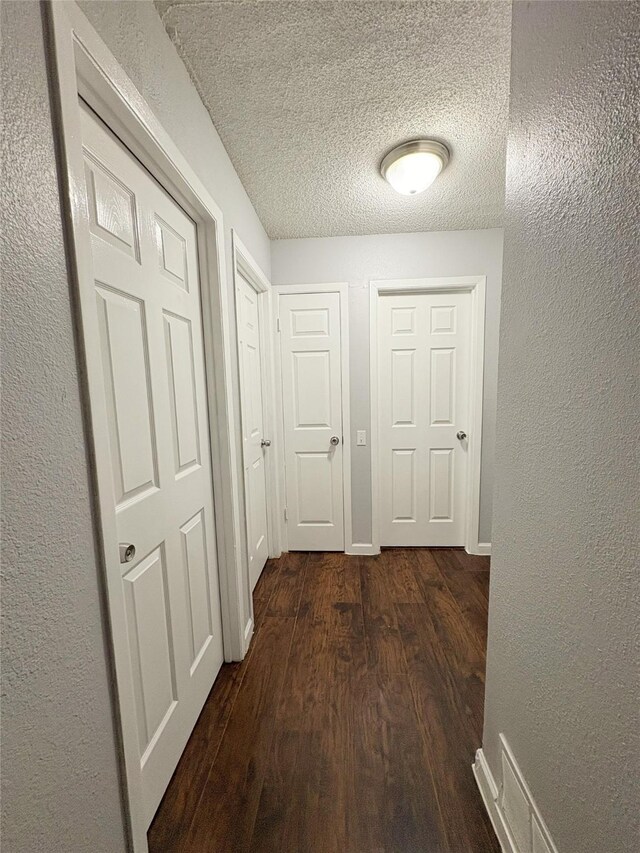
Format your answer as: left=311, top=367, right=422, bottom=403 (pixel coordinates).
left=330, top=435, right=340, bottom=446
left=456, top=431, right=467, bottom=441
left=261, top=439, right=271, bottom=447
left=119, top=543, right=136, bottom=564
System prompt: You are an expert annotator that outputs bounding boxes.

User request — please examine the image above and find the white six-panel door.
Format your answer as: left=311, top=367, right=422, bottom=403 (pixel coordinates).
left=80, top=102, right=224, bottom=826
left=278, top=291, right=345, bottom=551
left=236, top=272, right=269, bottom=588
left=378, top=291, right=471, bottom=546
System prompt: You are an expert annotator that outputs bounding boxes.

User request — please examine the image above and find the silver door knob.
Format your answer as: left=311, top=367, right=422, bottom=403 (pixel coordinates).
left=330, top=435, right=340, bottom=446
left=261, top=439, right=271, bottom=447
left=119, top=543, right=136, bottom=564
left=456, top=431, right=467, bottom=441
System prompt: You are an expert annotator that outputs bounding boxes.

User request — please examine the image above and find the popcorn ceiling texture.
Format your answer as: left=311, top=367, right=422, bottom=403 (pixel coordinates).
left=483, top=3, right=640, bottom=852
left=156, top=0, right=511, bottom=238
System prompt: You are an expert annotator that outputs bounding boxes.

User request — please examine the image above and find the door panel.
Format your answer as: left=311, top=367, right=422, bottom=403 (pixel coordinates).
left=279, top=291, right=344, bottom=551
left=378, top=291, right=470, bottom=546
left=292, top=350, right=332, bottom=427
left=164, top=311, right=201, bottom=475
left=95, top=286, right=159, bottom=505
left=180, top=510, right=214, bottom=668
left=123, top=547, right=177, bottom=758
left=80, top=101, right=224, bottom=827
left=236, top=273, right=269, bottom=589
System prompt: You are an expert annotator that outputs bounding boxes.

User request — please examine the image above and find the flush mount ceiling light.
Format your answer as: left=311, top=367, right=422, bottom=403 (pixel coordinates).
left=380, top=139, right=450, bottom=196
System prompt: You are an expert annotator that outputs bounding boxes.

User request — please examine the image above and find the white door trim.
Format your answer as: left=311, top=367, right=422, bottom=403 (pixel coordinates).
left=370, top=276, right=486, bottom=555
left=273, top=282, right=352, bottom=553
left=232, top=231, right=282, bottom=560
left=48, top=4, right=252, bottom=849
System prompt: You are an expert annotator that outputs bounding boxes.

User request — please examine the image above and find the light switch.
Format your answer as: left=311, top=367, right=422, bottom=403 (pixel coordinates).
left=356, top=430, right=367, bottom=446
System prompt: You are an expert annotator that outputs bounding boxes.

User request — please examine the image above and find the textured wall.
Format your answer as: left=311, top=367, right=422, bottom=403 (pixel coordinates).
left=1, top=2, right=127, bottom=850
left=482, top=3, right=640, bottom=853
left=2, top=1, right=270, bottom=850
left=271, top=228, right=503, bottom=545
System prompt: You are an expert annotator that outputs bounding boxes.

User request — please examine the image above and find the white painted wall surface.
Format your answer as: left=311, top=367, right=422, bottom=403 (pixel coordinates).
left=2, top=1, right=269, bottom=850
left=482, top=4, right=640, bottom=853
left=271, top=229, right=503, bottom=545
left=1, top=3, right=127, bottom=850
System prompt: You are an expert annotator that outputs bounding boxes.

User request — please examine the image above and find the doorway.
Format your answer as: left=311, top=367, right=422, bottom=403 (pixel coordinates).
left=80, top=99, right=225, bottom=828
left=370, top=277, right=486, bottom=553
left=274, top=283, right=352, bottom=551
left=233, top=234, right=279, bottom=589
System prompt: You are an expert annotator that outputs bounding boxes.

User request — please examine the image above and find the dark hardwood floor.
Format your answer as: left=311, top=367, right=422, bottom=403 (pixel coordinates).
left=148, top=549, right=498, bottom=853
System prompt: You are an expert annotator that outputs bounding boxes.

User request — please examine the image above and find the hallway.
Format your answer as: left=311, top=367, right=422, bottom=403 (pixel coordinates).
left=149, top=549, right=498, bottom=852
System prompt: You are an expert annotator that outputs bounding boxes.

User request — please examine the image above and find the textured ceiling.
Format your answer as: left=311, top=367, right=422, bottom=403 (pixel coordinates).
left=156, top=1, right=512, bottom=238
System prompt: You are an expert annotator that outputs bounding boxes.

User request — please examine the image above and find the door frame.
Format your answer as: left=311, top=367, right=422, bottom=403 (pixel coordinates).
left=232, top=231, right=282, bottom=562
left=48, top=4, right=253, bottom=850
left=273, top=283, right=352, bottom=553
left=369, top=276, right=486, bottom=555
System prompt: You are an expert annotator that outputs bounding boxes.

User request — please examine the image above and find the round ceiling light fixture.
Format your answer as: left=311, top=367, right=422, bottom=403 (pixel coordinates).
left=380, top=139, right=450, bottom=196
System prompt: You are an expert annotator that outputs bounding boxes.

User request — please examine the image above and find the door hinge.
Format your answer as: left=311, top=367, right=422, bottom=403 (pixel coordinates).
left=276, top=317, right=281, bottom=332
left=284, top=507, right=288, bottom=521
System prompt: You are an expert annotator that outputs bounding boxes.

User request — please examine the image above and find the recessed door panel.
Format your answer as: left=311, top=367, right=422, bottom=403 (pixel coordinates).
left=430, top=305, right=456, bottom=334
left=296, top=452, right=334, bottom=524
left=123, top=547, right=177, bottom=757
left=180, top=510, right=213, bottom=669
left=248, top=456, right=268, bottom=551
left=429, top=449, right=454, bottom=520
left=84, top=154, right=139, bottom=260
left=155, top=216, right=188, bottom=290
left=391, top=349, right=416, bottom=427
left=291, top=307, right=329, bottom=337
left=246, top=342, right=261, bottom=439
left=392, top=449, right=416, bottom=522
left=292, top=350, right=332, bottom=428
left=96, top=285, right=158, bottom=507
left=391, top=306, right=416, bottom=335
left=163, top=311, right=201, bottom=476
left=430, top=347, right=455, bottom=426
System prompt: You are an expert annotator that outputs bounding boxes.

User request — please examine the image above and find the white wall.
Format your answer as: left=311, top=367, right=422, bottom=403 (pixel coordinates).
left=271, top=229, right=504, bottom=546
left=1, top=2, right=269, bottom=850
left=482, top=3, right=640, bottom=852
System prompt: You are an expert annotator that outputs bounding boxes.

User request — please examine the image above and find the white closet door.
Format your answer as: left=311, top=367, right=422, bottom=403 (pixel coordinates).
left=378, top=291, right=471, bottom=546
left=279, top=291, right=345, bottom=551
left=80, top=101, right=223, bottom=826
left=236, top=272, right=269, bottom=589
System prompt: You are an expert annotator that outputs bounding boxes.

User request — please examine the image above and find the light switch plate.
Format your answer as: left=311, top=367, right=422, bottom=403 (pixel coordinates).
left=356, top=430, right=367, bottom=446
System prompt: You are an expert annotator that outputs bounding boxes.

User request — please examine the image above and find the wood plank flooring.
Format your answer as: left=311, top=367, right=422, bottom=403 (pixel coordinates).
left=148, top=549, right=498, bottom=853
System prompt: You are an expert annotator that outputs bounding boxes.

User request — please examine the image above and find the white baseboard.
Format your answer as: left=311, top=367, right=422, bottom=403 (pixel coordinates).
left=345, top=543, right=380, bottom=556
left=473, top=738, right=558, bottom=853
left=473, top=748, right=518, bottom=852
left=466, top=541, right=492, bottom=556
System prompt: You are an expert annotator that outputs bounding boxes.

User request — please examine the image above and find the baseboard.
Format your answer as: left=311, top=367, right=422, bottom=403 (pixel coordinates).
left=345, top=543, right=380, bottom=556
left=466, top=541, right=492, bottom=556
left=473, top=739, right=558, bottom=853
left=473, top=749, right=518, bottom=852
left=243, top=617, right=254, bottom=645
